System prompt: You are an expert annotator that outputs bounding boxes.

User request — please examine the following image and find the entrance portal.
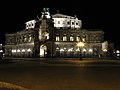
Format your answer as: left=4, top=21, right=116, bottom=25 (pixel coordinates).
left=40, top=45, right=47, bottom=57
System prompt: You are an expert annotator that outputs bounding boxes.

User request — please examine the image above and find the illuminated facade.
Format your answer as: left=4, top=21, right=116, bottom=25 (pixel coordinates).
left=0, top=44, right=3, bottom=58
left=4, top=8, right=114, bottom=58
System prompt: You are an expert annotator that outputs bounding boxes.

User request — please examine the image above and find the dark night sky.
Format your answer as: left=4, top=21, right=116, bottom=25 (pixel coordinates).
left=0, top=0, right=119, bottom=48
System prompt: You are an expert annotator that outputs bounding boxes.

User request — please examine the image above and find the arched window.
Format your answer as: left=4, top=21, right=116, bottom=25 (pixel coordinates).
left=40, top=45, right=47, bottom=57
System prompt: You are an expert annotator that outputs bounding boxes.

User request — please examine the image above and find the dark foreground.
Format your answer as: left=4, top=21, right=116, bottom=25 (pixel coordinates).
left=0, top=58, right=120, bottom=90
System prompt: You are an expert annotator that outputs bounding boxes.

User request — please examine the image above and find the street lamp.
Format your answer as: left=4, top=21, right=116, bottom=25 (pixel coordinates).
left=77, top=42, right=84, bottom=60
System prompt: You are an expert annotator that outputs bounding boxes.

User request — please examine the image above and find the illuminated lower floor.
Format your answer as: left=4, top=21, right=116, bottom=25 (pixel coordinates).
left=4, top=42, right=114, bottom=58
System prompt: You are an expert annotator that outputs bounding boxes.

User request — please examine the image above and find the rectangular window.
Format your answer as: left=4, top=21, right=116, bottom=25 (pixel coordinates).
left=58, top=21, right=60, bottom=24
left=76, top=36, right=80, bottom=41
left=28, top=35, right=32, bottom=42
left=63, top=35, right=67, bottom=41
left=20, top=37, right=22, bottom=43
left=82, top=38, right=85, bottom=42
left=70, top=36, right=74, bottom=41
left=24, top=36, right=27, bottom=42
left=82, top=35, right=86, bottom=42
left=56, top=36, right=60, bottom=41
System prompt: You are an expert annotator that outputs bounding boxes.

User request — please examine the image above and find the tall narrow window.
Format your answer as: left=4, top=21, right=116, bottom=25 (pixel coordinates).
left=16, top=37, right=19, bottom=43
left=20, top=36, right=22, bottom=43
left=82, top=35, right=86, bottom=42
left=24, top=35, right=27, bottom=42
left=63, top=34, right=67, bottom=41
left=70, top=35, right=74, bottom=41
left=76, top=36, right=80, bottom=41
left=28, top=35, right=32, bottom=42
left=56, top=35, right=60, bottom=41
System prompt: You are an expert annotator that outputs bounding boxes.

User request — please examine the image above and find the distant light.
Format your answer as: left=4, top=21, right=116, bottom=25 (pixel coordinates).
left=0, top=50, right=3, bottom=52
left=83, top=48, right=86, bottom=52
left=17, top=49, right=20, bottom=52
left=76, top=48, right=80, bottom=51
left=77, top=42, right=84, bottom=47
left=60, top=49, right=64, bottom=51
left=12, top=50, right=16, bottom=53
left=27, top=49, right=31, bottom=52
left=68, top=48, right=73, bottom=52
left=103, top=49, right=107, bottom=52
left=89, top=49, right=93, bottom=52
left=64, top=47, right=67, bottom=50
left=116, top=50, right=120, bottom=53
left=22, top=49, right=25, bottom=52
left=117, top=54, right=120, bottom=56
left=56, top=47, right=59, bottom=50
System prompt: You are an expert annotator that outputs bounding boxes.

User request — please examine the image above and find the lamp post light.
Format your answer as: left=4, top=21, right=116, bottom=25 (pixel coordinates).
left=77, top=42, right=84, bottom=60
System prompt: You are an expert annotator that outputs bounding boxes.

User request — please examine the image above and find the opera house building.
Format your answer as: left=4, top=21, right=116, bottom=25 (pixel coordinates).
left=4, top=8, right=114, bottom=58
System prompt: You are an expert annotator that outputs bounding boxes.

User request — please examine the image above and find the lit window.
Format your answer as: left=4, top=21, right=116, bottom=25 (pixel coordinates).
left=76, top=36, right=80, bottom=41
left=63, top=35, right=67, bottom=41
left=45, top=32, right=49, bottom=40
left=20, top=37, right=22, bottom=43
left=24, top=36, right=27, bottom=42
left=60, top=49, right=64, bottom=52
left=64, top=47, right=67, bottom=50
left=82, top=38, right=85, bottom=42
left=56, top=47, right=59, bottom=50
left=56, top=35, right=60, bottom=41
left=70, top=36, right=74, bottom=41
left=12, top=49, right=16, bottom=53
left=82, top=35, right=86, bottom=42
left=68, top=48, right=73, bottom=52
left=28, top=35, right=32, bottom=42
left=89, top=49, right=93, bottom=52
left=17, top=49, right=20, bottom=52
left=22, top=49, right=25, bottom=52
left=83, top=48, right=86, bottom=52
left=103, top=49, right=107, bottom=52
left=27, top=48, right=31, bottom=52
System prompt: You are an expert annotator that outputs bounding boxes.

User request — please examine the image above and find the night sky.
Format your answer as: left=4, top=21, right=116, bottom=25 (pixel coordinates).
left=0, top=0, right=119, bottom=48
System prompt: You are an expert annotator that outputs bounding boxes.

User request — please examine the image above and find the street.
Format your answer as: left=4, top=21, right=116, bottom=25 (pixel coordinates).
left=0, top=59, right=120, bottom=90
